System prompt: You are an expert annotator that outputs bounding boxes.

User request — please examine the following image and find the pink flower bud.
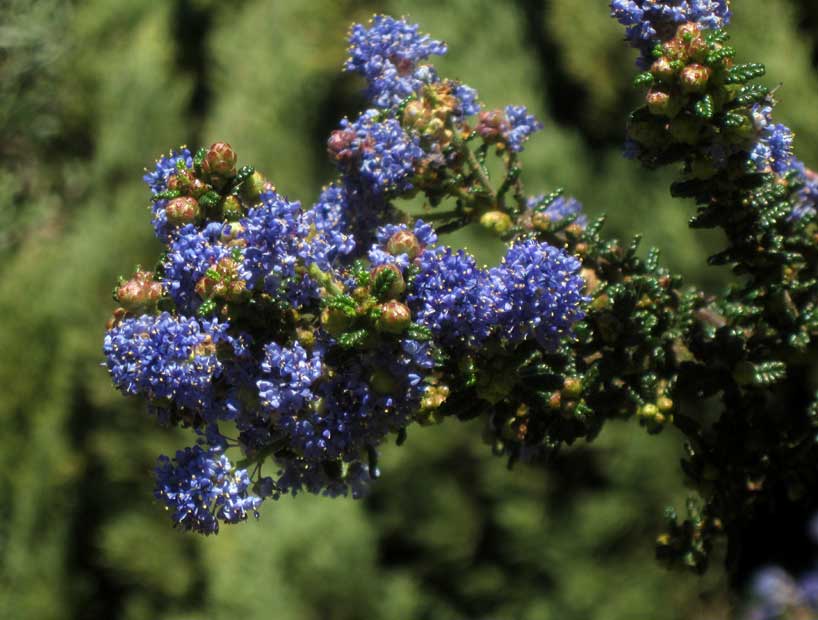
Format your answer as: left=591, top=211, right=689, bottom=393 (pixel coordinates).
left=165, top=196, right=199, bottom=225
left=201, top=142, right=237, bottom=179
left=370, top=263, right=406, bottom=299
left=377, top=301, right=412, bottom=334
left=115, top=270, right=163, bottom=312
left=386, top=230, right=422, bottom=259
left=679, top=63, right=711, bottom=94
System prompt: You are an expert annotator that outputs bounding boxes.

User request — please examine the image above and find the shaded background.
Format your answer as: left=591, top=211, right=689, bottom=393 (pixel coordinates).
left=2, top=1, right=818, bottom=618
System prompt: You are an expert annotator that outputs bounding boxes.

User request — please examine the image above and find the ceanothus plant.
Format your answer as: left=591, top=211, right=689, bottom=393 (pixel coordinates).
left=104, top=2, right=818, bottom=583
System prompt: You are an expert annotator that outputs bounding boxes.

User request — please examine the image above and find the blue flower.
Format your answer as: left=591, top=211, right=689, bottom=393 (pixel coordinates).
left=453, top=83, right=480, bottom=117
left=143, top=148, right=195, bottom=241
left=489, top=240, right=587, bottom=349
left=345, top=15, right=447, bottom=109
left=162, top=224, right=245, bottom=314
left=504, top=106, right=543, bottom=152
left=749, top=108, right=794, bottom=175
left=103, top=313, right=224, bottom=410
left=610, top=1, right=731, bottom=64
left=239, top=190, right=326, bottom=304
left=306, top=184, right=357, bottom=261
left=790, top=160, right=818, bottom=221
left=154, top=444, right=263, bottom=535
left=331, top=110, right=424, bottom=195
left=143, top=147, right=193, bottom=195
left=257, top=342, right=323, bottom=416
left=408, top=247, right=496, bottom=348
left=528, top=194, right=588, bottom=229
left=369, top=219, right=437, bottom=269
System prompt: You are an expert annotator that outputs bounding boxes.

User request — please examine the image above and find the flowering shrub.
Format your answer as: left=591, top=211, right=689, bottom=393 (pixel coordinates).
left=103, top=0, right=818, bottom=582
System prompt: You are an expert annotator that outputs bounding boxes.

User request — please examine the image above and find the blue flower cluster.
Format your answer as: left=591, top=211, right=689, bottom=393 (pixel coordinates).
left=106, top=14, right=591, bottom=534
left=143, top=148, right=194, bottom=240
left=750, top=105, right=795, bottom=175
left=332, top=110, right=424, bottom=196
left=155, top=444, right=262, bottom=535
left=490, top=240, right=588, bottom=349
left=345, top=14, right=447, bottom=109
left=504, top=105, right=543, bottom=153
left=143, top=147, right=193, bottom=195
left=104, top=313, right=224, bottom=411
left=611, top=0, right=731, bottom=63
left=528, top=194, right=588, bottom=229
left=792, top=160, right=818, bottom=221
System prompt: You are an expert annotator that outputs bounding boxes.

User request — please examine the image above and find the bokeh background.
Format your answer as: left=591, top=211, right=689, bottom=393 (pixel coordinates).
left=2, top=1, right=818, bottom=619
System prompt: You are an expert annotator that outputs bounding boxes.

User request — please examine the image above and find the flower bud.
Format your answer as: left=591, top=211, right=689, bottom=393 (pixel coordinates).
left=377, top=301, right=412, bottom=334
left=222, top=195, right=243, bottom=220
left=165, top=196, right=199, bottom=225
left=562, top=377, right=582, bottom=399
left=115, top=270, right=163, bottom=311
left=321, top=305, right=354, bottom=336
left=646, top=88, right=672, bottom=115
left=479, top=210, right=512, bottom=235
left=106, top=307, right=128, bottom=331
left=370, top=263, right=406, bottom=299
left=240, top=171, right=267, bottom=205
left=201, top=142, right=237, bottom=180
left=386, top=230, right=422, bottom=259
left=327, top=129, right=356, bottom=163
left=679, top=64, right=711, bottom=94
left=421, top=384, right=450, bottom=411
left=475, top=109, right=510, bottom=143
left=220, top=222, right=246, bottom=246
left=650, top=57, right=676, bottom=81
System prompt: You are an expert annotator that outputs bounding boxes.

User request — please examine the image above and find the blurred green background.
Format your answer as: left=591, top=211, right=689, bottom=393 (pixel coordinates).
left=2, top=1, right=818, bottom=618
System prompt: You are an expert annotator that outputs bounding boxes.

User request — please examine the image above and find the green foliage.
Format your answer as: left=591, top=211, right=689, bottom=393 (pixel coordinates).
left=1, top=0, right=817, bottom=618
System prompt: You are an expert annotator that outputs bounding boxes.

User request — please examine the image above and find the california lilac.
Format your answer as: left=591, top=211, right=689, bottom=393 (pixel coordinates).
left=503, top=105, right=543, bottom=153
left=331, top=110, right=424, bottom=195
left=453, top=83, right=480, bottom=117
left=791, top=159, right=818, bottom=221
left=143, top=147, right=193, bottom=195
left=749, top=105, right=794, bottom=174
left=611, top=0, right=731, bottom=63
left=490, top=240, right=587, bottom=349
left=408, top=247, right=496, bottom=348
left=104, top=313, right=222, bottom=410
left=345, top=15, right=447, bottom=109
left=528, top=193, right=588, bottom=229
left=154, top=444, right=262, bottom=535
left=258, top=342, right=323, bottom=416
left=105, top=8, right=818, bottom=584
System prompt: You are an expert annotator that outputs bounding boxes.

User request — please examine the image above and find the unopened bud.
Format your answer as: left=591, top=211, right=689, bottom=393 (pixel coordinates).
left=475, top=109, right=510, bottom=143
left=115, top=270, right=163, bottom=311
left=321, top=305, right=354, bottom=336
left=562, top=377, right=582, bottom=399
left=201, top=142, right=237, bottom=180
left=220, top=222, right=245, bottom=246
left=327, top=129, right=356, bottom=163
left=386, top=230, right=422, bottom=259
left=679, top=63, right=711, bottom=93
left=479, top=210, right=512, bottom=235
left=650, top=57, right=676, bottom=81
left=377, top=301, right=412, bottom=334
left=222, top=195, right=243, bottom=220
left=370, top=264, right=406, bottom=299
left=165, top=196, right=199, bottom=225
left=240, top=171, right=267, bottom=205
left=646, top=88, right=672, bottom=115
left=106, top=307, right=129, bottom=331
left=657, top=396, right=674, bottom=412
